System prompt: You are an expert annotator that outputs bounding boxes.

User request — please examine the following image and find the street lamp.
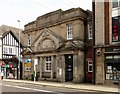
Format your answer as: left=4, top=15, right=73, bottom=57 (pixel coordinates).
left=17, top=20, right=20, bottom=79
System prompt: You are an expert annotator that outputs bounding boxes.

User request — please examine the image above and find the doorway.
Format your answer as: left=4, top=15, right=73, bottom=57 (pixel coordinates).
left=65, top=54, right=73, bottom=82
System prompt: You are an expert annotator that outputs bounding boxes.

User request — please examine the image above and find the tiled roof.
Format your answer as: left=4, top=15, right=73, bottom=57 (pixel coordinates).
left=0, top=25, right=24, bottom=45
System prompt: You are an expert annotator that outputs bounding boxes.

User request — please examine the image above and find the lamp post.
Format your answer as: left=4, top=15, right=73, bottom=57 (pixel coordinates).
left=17, top=20, right=20, bottom=79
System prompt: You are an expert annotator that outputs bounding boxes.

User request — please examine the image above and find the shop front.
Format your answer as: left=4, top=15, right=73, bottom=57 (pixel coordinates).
left=0, top=57, right=19, bottom=79
left=104, top=47, right=120, bottom=85
left=1, top=62, right=18, bottom=79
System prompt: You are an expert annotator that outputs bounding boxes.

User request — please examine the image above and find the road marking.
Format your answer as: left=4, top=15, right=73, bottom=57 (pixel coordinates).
left=4, top=84, right=53, bottom=93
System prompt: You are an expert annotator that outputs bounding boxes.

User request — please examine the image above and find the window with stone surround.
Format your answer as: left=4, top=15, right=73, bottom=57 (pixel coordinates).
left=67, top=23, right=73, bottom=40
left=88, top=24, right=92, bottom=39
left=45, top=56, right=51, bottom=71
left=28, top=34, right=31, bottom=46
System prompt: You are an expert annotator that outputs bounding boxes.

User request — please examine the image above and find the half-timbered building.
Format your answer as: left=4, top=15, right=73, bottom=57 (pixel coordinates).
left=0, top=25, right=23, bottom=79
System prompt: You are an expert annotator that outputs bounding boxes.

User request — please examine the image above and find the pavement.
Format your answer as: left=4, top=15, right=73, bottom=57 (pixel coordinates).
left=1, top=79, right=119, bottom=93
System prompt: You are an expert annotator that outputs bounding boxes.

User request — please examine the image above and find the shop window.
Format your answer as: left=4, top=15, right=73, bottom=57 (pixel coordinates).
left=112, top=0, right=118, bottom=8
left=119, top=0, right=120, bottom=6
left=105, top=56, right=120, bottom=80
left=67, top=23, right=73, bottom=40
left=112, top=17, right=119, bottom=42
left=88, top=61, right=93, bottom=72
left=45, top=56, right=51, bottom=71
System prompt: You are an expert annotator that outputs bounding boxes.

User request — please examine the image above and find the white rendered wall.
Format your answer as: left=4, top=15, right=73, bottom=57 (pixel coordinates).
left=0, top=38, right=2, bottom=59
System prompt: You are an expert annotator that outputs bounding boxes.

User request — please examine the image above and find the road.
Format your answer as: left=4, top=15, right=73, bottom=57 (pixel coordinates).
left=1, top=81, right=117, bottom=94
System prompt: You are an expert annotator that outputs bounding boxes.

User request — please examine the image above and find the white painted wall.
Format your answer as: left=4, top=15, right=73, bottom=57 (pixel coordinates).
left=3, top=45, right=16, bottom=55
left=0, top=38, right=2, bottom=59
left=112, top=8, right=120, bottom=17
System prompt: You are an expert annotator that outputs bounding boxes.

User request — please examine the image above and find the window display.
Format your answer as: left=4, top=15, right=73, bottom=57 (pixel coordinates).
left=105, top=55, right=120, bottom=80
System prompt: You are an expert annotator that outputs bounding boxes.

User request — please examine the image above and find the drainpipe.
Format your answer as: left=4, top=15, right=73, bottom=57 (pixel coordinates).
left=92, top=0, right=96, bottom=84
left=84, top=20, right=87, bottom=83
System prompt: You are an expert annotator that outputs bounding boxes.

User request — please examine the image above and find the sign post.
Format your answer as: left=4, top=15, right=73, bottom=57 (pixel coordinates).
left=34, top=59, right=38, bottom=82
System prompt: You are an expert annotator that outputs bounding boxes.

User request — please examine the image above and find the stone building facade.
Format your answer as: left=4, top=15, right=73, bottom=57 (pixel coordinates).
left=94, top=0, right=120, bottom=85
left=22, top=8, right=93, bottom=83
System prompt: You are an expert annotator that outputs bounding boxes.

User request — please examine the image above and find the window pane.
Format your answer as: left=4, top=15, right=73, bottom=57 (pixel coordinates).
left=112, top=17, right=119, bottom=42
left=112, top=0, right=118, bottom=8
left=88, top=24, right=92, bottom=39
left=45, top=56, right=51, bottom=71
left=88, top=61, right=93, bottom=72
left=106, top=60, right=120, bottom=80
left=119, top=0, right=120, bottom=6
left=89, top=65, right=92, bottom=71
left=67, top=24, right=73, bottom=40
left=28, top=34, right=31, bottom=46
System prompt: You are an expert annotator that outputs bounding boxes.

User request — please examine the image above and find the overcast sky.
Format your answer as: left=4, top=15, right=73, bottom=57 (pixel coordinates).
left=0, top=0, right=92, bottom=29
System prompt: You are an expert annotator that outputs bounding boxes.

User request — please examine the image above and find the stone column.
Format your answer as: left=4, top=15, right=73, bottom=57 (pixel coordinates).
left=56, top=55, right=59, bottom=80
left=36, top=57, right=40, bottom=80
left=55, top=55, right=58, bottom=80
left=73, top=54, right=78, bottom=83
left=61, top=55, right=65, bottom=82
left=40, top=57, right=43, bottom=79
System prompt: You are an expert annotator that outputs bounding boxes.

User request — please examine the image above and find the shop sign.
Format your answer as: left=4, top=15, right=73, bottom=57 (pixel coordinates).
left=24, top=62, right=32, bottom=67
left=34, top=59, right=38, bottom=65
left=1, top=64, right=14, bottom=68
left=105, top=48, right=120, bottom=52
left=25, top=59, right=32, bottom=63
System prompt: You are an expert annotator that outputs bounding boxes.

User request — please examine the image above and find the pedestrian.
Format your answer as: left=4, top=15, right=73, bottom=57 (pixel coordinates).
left=1, top=71, right=4, bottom=80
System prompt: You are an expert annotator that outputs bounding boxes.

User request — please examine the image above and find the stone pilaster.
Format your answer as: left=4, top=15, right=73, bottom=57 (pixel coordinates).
left=50, top=56, right=54, bottom=79
left=73, top=54, right=78, bottom=83
left=40, top=57, right=43, bottom=79
left=61, top=55, right=65, bottom=82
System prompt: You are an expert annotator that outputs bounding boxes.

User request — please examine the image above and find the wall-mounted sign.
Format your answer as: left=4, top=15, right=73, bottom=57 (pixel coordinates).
left=105, top=48, right=120, bottom=52
left=34, top=59, right=38, bottom=65
left=25, top=59, right=32, bottom=63
left=24, top=62, right=32, bottom=67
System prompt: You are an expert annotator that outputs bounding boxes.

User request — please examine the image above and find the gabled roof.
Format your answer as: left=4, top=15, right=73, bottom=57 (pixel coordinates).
left=2, top=30, right=23, bottom=47
left=32, top=28, right=65, bottom=46
left=0, top=25, right=24, bottom=46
